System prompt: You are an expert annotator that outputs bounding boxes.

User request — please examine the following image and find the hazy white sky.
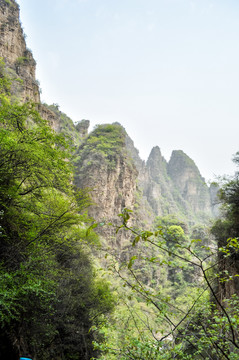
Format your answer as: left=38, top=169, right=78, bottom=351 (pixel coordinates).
left=17, top=0, right=239, bottom=181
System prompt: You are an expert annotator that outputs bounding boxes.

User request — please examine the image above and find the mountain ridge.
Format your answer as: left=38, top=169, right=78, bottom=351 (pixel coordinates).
left=0, top=0, right=218, bottom=236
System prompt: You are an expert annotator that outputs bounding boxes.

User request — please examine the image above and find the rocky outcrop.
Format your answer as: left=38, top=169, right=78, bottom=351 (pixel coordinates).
left=126, top=143, right=216, bottom=225
left=0, top=0, right=86, bottom=145
left=76, top=152, right=137, bottom=221
left=0, top=0, right=40, bottom=103
left=40, top=104, right=87, bottom=145
left=147, top=146, right=168, bottom=184
left=144, top=147, right=175, bottom=216
left=167, top=150, right=212, bottom=216
left=125, top=133, right=145, bottom=173
left=74, top=124, right=138, bottom=245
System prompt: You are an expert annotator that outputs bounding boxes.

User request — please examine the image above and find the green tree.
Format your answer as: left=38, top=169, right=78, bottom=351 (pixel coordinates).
left=0, top=60, right=114, bottom=359
left=211, top=152, right=239, bottom=306
left=95, top=206, right=239, bottom=359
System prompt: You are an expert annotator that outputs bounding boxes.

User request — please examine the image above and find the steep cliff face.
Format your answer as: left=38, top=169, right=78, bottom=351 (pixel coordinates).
left=0, top=0, right=40, bottom=103
left=74, top=124, right=138, bottom=244
left=76, top=152, right=137, bottom=221
left=0, top=0, right=86, bottom=143
left=147, top=146, right=168, bottom=184
left=167, top=150, right=212, bottom=216
left=144, top=146, right=178, bottom=216
left=40, top=103, right=88, bottom=145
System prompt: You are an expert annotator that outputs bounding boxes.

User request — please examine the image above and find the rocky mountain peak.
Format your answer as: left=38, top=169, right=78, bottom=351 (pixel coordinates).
left=168, top=150, right=201, bottom=180
left=167, top=150, right=212, bottom=215
left=146, top=146, right=167, bottom=184
left=125, top=133, right=144, bottom=172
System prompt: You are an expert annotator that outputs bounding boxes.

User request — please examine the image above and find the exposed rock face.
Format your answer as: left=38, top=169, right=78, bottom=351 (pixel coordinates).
left=0, top=0, right=86, bottom=146
left=125, top=133, right=145, bottom=173
left=126, top=144, right=216, bottom=225
left=40, top=104, right=87, bottom=145
left=147, top=146, right=168, bottom=184
left=144, top=146, right=174, bottom=216
left=0, top=0, right=40, bottom=103
left=74, top=124, right=138, bottom=219
left=76, top=153, right=137, bottom=221
left=74, top=124, right=138, bottom=245
left=167, top=150, right=212, bottom=216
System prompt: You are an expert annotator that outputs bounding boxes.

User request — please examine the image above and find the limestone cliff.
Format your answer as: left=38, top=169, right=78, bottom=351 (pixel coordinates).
left=0, top=0, right=89, bottom=143
left=167, top=150, right=212, bottom=219
left=41, top=104, right=88, bottom=145
left=0, top=0, right=40, bottom=103
left=144, top=146, right=179, bottom=216
left=74, top=123, right=138, bottom=245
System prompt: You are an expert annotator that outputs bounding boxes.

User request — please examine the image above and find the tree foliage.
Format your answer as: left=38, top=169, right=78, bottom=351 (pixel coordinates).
left=74, top=123, right=127, bottom=171
left=0, top=60, right=114, bottom=359
left=94, top=205, right=239, bottom=360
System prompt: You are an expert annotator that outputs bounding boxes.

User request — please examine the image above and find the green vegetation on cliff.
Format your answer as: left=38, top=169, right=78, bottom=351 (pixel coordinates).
left=74, top=123, right=129, bottom=176
left=43, top=102, right=82, bottom=145
left=93, top=207, right=239, bottom=360
left=0, top=61, right=114, bottom=359
left=78, top=123, right=126, bottom=159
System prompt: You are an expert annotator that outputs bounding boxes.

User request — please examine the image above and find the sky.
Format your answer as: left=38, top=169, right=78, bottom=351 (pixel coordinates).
left=16, top=0, right=239, bottom=181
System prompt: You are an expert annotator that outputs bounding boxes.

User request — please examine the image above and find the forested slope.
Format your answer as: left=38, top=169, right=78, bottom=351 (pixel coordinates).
left=1, top=1, right=239, bottom=359
left=0, top=58, right=114, bottom=358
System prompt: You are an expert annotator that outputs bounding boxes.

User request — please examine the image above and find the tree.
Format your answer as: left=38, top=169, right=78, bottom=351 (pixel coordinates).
left=211, top=152, right=239, bottom=303
left=0, top=60, right=114, bottom=359
left=94, top=206, right=239, bottom=359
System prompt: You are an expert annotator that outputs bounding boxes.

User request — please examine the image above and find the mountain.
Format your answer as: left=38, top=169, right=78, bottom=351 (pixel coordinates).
left=4, top=3, right=239, bottom=360
left=0, top=0, right=218, bottom=238
left=74, top=122, right=217, bottom=235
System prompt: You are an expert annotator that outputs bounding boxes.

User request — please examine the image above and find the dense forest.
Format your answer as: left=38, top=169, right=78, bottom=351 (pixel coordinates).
left=1, top=0, right=239, bottom=359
